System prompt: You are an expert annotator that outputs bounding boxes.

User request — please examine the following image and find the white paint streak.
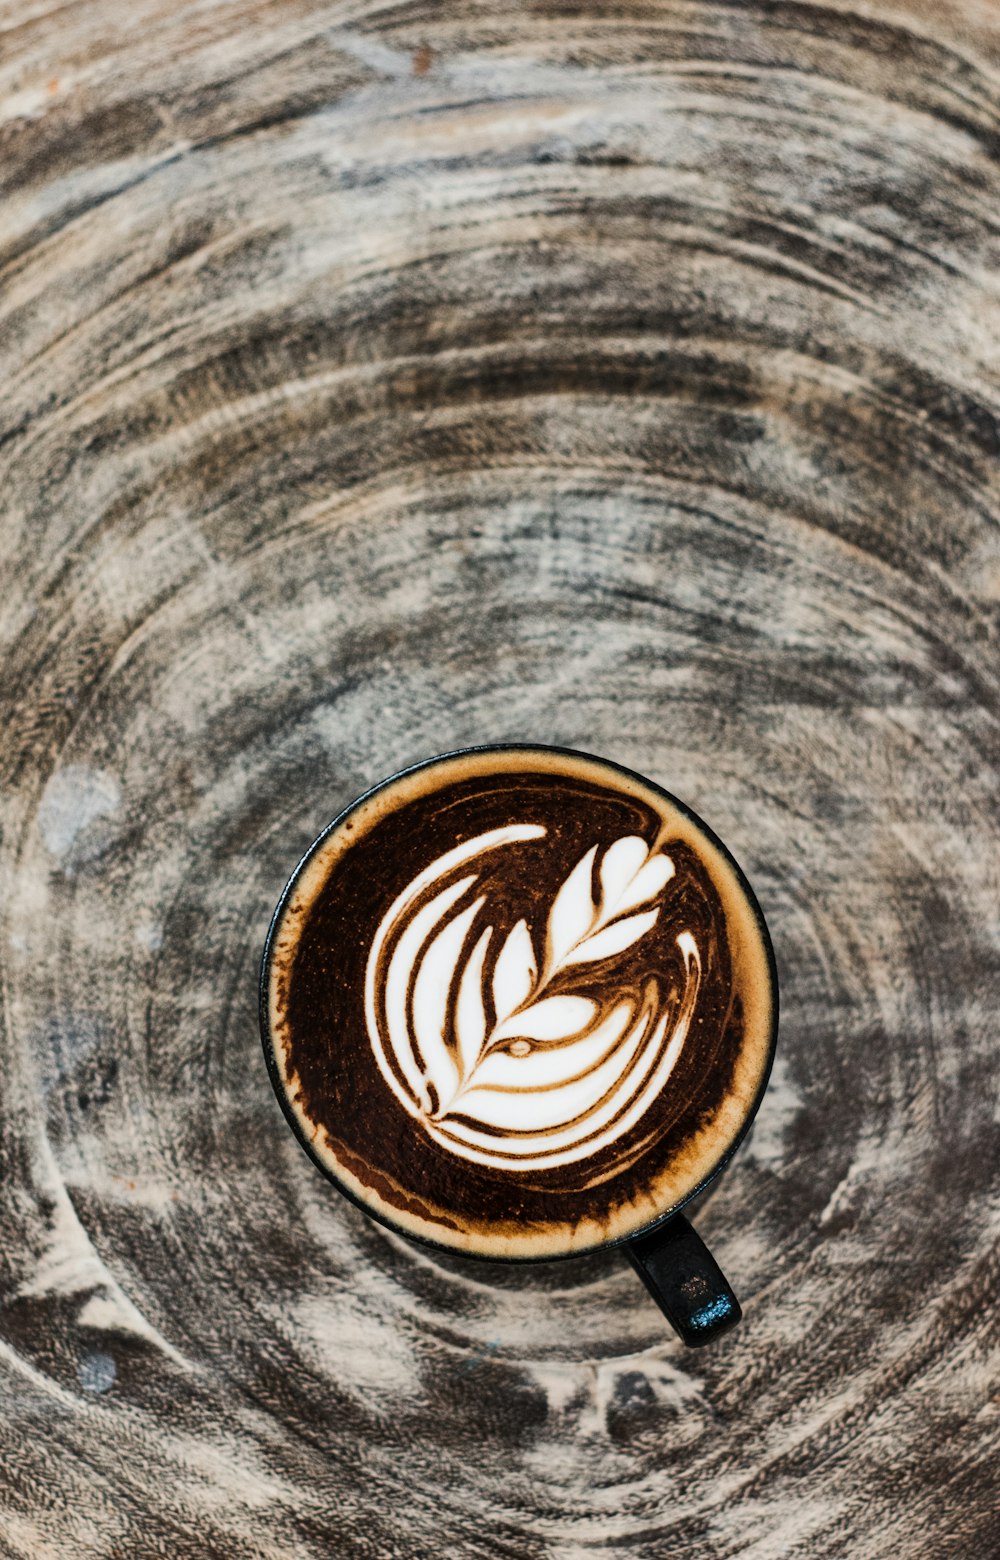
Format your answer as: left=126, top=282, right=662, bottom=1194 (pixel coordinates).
left=818, top=1131, right=896, bottom=1229
left=709, top=1491, right=851, bottom=1559
left=37, top=766, right=121, bottom=859
left=18, top=1194, right=115, bottom=1302
left=286, top=1293, right=422, bottom=1408
left=155, top=1431, right=294, bottom=1515
left=743, top=1053, right=803, bottom=1170
left=18, top=1183, right=191, bottom=1369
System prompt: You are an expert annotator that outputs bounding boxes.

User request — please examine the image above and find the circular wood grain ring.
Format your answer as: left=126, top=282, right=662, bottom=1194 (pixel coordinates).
left=1, top=2, right=998, bottom=1555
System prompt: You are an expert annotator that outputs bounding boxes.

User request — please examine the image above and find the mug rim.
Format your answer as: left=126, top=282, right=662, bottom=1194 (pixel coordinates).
left=259, top=741, right=779, bottom=1265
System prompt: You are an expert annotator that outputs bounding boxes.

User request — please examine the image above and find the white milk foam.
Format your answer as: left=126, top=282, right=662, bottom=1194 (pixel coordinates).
left=365, top=827, right=701, bottom=1173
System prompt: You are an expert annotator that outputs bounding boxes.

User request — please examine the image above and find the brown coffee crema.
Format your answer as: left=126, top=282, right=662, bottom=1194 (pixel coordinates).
left=265, top=749, right=776, bottom=1258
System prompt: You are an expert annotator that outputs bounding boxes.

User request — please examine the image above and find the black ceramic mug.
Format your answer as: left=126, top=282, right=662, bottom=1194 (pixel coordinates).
left=260, top=745, right=778, bottom=1347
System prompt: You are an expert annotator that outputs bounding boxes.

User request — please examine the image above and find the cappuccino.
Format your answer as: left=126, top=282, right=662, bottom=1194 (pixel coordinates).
left=262, top=748, right=775, bottom=1259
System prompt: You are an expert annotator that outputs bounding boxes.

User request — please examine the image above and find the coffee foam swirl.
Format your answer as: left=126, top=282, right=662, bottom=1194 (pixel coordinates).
left=365, top=826, right=702, bottom=1173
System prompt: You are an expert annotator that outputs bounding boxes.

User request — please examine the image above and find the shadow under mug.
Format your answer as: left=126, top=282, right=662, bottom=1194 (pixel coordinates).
left=259, top=744, right=779, bottom=1348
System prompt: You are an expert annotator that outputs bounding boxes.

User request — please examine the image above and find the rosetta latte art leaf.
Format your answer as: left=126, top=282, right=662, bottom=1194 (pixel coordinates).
left=364, top=827, right=702, bottom=1172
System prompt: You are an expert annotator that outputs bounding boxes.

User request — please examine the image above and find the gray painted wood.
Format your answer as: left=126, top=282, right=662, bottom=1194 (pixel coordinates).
left=1, top=2, right=998, bottom=1555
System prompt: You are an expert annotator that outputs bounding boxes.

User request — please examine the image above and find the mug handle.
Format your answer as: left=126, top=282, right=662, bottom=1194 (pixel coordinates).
left=626, top=1213, right=742, bottom=1347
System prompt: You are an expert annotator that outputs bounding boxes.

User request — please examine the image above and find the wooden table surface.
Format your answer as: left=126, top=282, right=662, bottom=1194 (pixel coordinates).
left=2, top=2, right=998, bottom=1556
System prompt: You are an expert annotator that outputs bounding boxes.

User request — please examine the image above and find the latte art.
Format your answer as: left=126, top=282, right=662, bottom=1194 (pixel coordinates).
left=365, top=828, right=702, bottom=1173
left=263, top=747, right=776, bottom=1259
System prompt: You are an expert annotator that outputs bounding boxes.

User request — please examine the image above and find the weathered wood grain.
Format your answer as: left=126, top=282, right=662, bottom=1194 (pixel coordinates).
left=1, top=2, right=999, bottom=1556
